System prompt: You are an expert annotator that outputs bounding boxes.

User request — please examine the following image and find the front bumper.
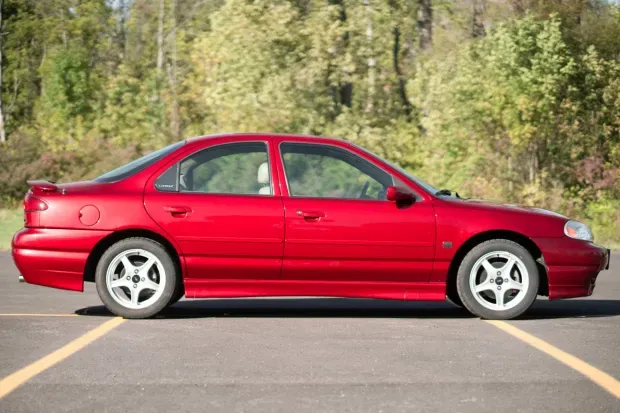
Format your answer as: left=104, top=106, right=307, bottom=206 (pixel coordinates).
left=533, top=237, right=610, bottom=300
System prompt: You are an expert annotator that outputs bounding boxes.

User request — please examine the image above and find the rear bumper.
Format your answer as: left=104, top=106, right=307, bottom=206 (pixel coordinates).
left=12, top=227, right=112, bottom=292
left=533, top=236, right=610, bottom=300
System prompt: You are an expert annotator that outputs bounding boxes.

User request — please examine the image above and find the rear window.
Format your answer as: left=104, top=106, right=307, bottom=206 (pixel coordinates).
left=93, top=141, right=185, bottom=183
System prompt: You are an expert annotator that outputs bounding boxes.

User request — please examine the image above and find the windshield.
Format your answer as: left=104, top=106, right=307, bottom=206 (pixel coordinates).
left=93, top=141, right=185, bottom=183
left=350, top=142, right=440, bottom=195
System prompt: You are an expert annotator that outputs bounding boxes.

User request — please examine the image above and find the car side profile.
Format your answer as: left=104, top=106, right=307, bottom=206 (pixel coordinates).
left=12, top=133, right=611, bottom=320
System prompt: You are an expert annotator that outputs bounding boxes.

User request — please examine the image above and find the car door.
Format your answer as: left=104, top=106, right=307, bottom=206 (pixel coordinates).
left=144, top=139, right=285, bottom=280
left=275, top=139, right=436, bottom=283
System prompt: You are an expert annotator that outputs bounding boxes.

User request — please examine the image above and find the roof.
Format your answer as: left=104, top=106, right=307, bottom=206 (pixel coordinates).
left=185, top=132, right=347, bottom=144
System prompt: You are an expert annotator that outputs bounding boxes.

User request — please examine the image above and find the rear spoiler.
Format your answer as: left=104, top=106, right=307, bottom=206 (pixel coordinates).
left=27, top=180, right=59, bottom=192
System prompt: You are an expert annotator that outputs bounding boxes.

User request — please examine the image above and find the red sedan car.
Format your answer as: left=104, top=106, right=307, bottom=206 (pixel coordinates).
left=12, top=133, right=610, bottom=319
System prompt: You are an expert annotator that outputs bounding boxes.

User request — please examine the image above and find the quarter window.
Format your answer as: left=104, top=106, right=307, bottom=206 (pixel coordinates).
left=280, top=143, right=393, bottom=200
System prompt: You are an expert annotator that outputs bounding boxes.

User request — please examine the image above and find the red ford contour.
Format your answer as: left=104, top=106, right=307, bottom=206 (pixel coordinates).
left=12, top=133, right=611, bottom=319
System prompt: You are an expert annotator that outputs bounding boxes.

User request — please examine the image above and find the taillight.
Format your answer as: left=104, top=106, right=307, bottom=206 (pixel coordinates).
left=24, top=192, right=48, bottom=212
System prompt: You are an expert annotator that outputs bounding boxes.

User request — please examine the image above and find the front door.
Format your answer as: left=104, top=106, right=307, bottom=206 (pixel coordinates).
left=276, top=141, right=436, bottom=283
left=144, top=139, right=285, bottom=280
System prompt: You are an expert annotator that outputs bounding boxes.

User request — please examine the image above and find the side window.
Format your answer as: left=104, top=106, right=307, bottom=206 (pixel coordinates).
left=156, top=142, right=272, bottom=195
left=280, top=143, right=393, bottom=200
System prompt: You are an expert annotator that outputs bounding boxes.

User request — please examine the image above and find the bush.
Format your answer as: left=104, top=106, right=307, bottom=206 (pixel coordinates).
left=0, top=133, right=139, bottom=207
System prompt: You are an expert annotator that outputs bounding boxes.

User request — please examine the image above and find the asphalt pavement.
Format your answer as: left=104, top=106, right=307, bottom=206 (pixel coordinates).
left=1, top=251, right=619, bottom=413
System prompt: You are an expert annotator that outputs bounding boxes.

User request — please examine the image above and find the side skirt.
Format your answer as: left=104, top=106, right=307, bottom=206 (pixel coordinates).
left=184, top=279, right=447, bottom=301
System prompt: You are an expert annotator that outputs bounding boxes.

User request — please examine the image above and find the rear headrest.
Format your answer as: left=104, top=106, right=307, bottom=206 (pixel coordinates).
left=257, top=162, right=269, bottom=185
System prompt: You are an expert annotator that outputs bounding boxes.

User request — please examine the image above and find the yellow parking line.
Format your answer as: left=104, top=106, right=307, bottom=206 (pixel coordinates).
left=0, top=314, right=79, bottom=317
left=0, top=317, right=125, bottom=399
left=487, top=320, right=620, bottom=398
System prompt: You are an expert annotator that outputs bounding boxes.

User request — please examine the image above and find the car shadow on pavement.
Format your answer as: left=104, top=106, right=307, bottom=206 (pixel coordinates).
left=74, top=297, right=620, bottom=320
left=76, top=298, right=473, bottom=319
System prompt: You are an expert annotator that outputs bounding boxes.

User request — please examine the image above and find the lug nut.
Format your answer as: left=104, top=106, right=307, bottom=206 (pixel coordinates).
left=497, top=286, right=501, bottom=290
left=490, top=279, right=494, bottom=283
left=126, top=276, right=130, bottom=280
left=504, top=278, right=509, bottom=283
left=497, top=271, right=501, bottom=275
left=141, top=277, right=145, bottom=282
left=133, top=284, right=137, bottom=288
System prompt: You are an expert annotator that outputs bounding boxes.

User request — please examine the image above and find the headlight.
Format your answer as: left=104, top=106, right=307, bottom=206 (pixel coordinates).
left=564, top=220, right=593, bottom=241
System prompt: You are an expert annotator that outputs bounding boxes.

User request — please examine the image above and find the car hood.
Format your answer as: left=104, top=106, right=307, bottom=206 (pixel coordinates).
left=441, top=196, right=569, bottom=219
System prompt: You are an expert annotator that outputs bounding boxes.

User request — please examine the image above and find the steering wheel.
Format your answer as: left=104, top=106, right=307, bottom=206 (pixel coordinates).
left=359, top=181, right=370, bottom=199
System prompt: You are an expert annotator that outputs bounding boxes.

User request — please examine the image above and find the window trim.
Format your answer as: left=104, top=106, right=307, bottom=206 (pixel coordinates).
left=278, top=141, right=397, bottom=202
left=154, top=140, right=274, bottom=197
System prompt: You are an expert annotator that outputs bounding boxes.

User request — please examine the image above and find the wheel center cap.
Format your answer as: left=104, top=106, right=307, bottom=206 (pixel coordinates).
left=495, top=277, right=504, bottom=285
left=132, top=275, right=140, bottom=283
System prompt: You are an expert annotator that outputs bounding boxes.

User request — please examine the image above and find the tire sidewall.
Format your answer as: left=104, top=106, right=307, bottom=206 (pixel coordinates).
left=95, top=238, right=177, bottom=319
left=456, top=240, right=539, bottom=320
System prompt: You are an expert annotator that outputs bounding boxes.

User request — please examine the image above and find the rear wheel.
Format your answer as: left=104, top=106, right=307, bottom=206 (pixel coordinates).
left=95, top=238, right=178, bottom=319
left=456, top=239, right=539, bottom=320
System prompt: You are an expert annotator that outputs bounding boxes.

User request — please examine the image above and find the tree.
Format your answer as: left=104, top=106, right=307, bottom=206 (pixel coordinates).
left=0, top=0, right=6, bottom=142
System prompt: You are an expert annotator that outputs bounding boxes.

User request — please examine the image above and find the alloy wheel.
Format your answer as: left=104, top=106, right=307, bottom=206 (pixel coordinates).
left=468, top=251, right=529, bottom=311
left=105, top=249, right=167, bottom=309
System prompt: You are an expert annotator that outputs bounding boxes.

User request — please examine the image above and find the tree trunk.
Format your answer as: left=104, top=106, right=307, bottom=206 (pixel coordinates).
left=0, top=0, right=6, bottom=143
left=166, top=0, right=180, bottom=141
left=471, top=0, right=486, bottom=38
left=364, top=0, right=375, bottom=113
left=156, top=0, right=165, bottom=73
left=417, top=0, right=432, bottom=50
left=508, top=154, right=514, bottom=194
left=328, top=0, right=352, bottom=108
left=392, top=27, right=412, bottom=120
left=118, top=0, right=128, bottom=59
left=511, top=0, right=526, bottom=17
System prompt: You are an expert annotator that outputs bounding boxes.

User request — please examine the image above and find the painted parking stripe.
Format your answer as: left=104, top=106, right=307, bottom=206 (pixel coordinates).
left=487, top=320, right=620, bottom=398
left=0, top=314, right=79, bottom=317
left=0, top=317, right=125, bottom=399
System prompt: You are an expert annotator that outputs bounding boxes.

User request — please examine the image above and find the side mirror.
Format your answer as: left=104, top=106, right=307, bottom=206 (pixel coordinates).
left=386, top=186, right=414, bottom=202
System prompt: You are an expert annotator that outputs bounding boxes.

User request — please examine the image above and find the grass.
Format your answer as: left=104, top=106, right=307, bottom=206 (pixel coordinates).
left=0, top=209, right=23, bottom=250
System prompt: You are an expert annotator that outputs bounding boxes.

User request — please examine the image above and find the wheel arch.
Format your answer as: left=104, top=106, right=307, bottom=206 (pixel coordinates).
left=83, top=229, right=184, bottom=291
left=446, top=230, right=549, bottom=297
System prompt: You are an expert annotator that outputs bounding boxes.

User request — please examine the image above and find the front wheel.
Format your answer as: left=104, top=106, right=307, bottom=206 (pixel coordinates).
left=456, top=239, right=539, bottom=320
left=95, top=238, right=178, bottom=319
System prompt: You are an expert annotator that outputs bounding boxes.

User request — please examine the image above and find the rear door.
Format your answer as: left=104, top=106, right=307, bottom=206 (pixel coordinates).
left=275, top=139, right=436, bottom=283
left=144, top=138, right=285, bottom=280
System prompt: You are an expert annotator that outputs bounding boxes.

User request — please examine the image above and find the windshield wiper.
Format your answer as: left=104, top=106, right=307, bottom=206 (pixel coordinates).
left=435, top=189, right=462, bottom=198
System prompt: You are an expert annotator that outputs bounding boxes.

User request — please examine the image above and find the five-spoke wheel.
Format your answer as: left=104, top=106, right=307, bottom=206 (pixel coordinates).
left=105, top=249, right=166, bottom=309
left=96, top=238, right=179, bottom=319
left=469, top=251, right=528, bottom=311
left=456, top=239, right=539, bottom=320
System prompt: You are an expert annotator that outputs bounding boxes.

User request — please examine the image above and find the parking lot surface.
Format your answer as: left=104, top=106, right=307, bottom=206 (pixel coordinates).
left=1, top=252, right=619, bottom=412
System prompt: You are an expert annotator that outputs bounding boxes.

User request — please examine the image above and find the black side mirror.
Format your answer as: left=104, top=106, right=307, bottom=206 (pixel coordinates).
left=386, top=186, right=414, bottom=202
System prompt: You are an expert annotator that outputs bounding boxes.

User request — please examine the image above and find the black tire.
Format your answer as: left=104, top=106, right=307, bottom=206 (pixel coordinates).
left=456, top=239, right=539, bottom=320
left=168, top=284, right=185, bottom=307
left=446, top=289, right=464, bottom=309
left=95, top=237, right=178, bottom=319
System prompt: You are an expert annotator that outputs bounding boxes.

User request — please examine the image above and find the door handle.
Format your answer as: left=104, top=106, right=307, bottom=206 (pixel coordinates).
left=164, top=206, right=192, bottom=217
left=297, top=210, right=325, bottom=220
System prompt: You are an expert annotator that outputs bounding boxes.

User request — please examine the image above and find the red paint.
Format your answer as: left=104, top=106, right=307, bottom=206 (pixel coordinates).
left=184, top=279, right=446, bottom=301
left=11, top=133, right=610, bottom=304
